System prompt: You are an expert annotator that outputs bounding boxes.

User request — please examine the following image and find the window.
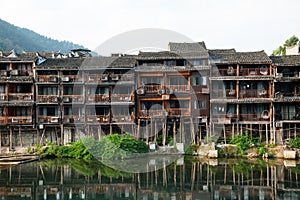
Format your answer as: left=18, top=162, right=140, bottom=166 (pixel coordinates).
left=191, top=76, right=207, bottom=86
left=194, top=100, right=206, bottom=109
left=169, top=76, right=187, bottom=85
left=141, top=77, right=162, bottom=85
left=170, top=100, right=189, bottom=109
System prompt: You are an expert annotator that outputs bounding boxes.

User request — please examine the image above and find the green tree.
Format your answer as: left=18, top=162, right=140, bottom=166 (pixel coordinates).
left=272, top=35, right=299, bottom=56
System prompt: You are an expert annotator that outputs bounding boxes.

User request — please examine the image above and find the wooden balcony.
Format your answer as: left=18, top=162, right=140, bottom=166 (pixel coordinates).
left=37, top=75, right=59, bottom=83
left=61, top=75, right=84, bottom=83
left=38, top=116, right=60, bottom=123
left=0, top=94, right=7, bottom=101
left=86, top=94, right=110, bottom=103
left=63, top=115, right=85, bottom=123
left=8, top=93, right=33, bottom=101
left=111, top=94, right=132, bottom=102
left=239, top=90, right=269, bottom=98
left=168, top=85, right=190, bottom=93
left=240, top=112, right=270, bottom=121
left=0, top=117, right=7, bottom=125
left=86, top=74, right=108, bottom=82
left=240, top=67, right=269, bottom=76
left=63, top=95, right=84, bottom=103
left=168, top=108, right=190, bottom=116
left=139, top=110, right=168, bottom=118
left=211, top=114, right=237, bottom=123
left=212, top=89, right=237, bottom=99
left=7, top=116, right=32, bottom=125
left=212, top=68, right=237, bottom=76
left=37, top=95, right=59, bottom=103
left=143, top=85, right=163, bottom=94
left=112, top=115, right=133, bottom=123
left=86, top=115, right=110, bottom=123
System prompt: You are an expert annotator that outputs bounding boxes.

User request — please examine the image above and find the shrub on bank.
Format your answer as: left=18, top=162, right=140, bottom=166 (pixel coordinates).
left=35, top=133, right=149, bottom=160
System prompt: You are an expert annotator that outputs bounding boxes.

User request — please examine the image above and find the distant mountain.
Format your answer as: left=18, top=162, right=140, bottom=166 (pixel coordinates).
left=0, top=18, right=85, bottom=54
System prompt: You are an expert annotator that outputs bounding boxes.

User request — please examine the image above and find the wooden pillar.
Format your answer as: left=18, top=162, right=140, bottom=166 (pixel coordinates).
left=250, top=124, right=252, bottom=140
left=173, top=121, right=176, bottom=145
left=190, top=118, right=195, bottom=144
left=259, top=124, right=262, bottom=142
left=231, top=124, right=235, bottom=140
left=223, top=125, right=226, bottom=144
left=19, top=127, right=22, bottom=147
left=266, top=124, right=268, bottom=144
left=98, top=125, right=102, bottom=140
left=9, top=127, right=12, bottom=150
left=109, top=124, right=112, bottom=135
left=154, top=120, right=157, bottom=143
left=0, top=129, right=2, bottom=153
left=180, top=119, right=183, bottom=143
left=146, top=119, right=149, bottom=144
left=162, top=121, right=166, bottom=146
left=294, top=124, right=297, bottom=139
left=137, top=119, right=140, bottom=139
left=182, top=120, right=185, bottom=144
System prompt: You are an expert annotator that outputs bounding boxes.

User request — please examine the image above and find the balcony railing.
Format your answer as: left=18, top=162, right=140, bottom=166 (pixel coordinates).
left=168, top=85, right=190, bottom=93
left=239, top=90, right=269, bottom=98
left=86, top=115, right=110, bottom=123
left=86, top=74, right=108, bottom=82
left=240, top=112, right=270, bottom=121
left=139, top=110, right=168, bottom=118
left=0, top=94, right=7, bottom=101
left=63, top=95, right=84, bottom=103
left=8, top=116, right=32, bottom=124
left=0, top=117, right=7, bottom=125
left=212, top=68, right=237, bottom=76
left=86, top=94, right=110, bottom=103
left=38, top=116, right=60, bottom=123
left=37, top=95, right=59, bottom=103
left=112, top=115, right=133, bottom=123
left=37, top=75, right=59, bottom=83
left=111, top=94, right=132, bottom=102
left=168, top=108, right=190, bottom=116
left=240, top=67, right=269, bottom=76
left=61, top=75, right=84, bottom=82
left=212, top=89, right=237, bottom=99
left=63, top=115, right=85, bottom=123
left=8, top=93, right=33, bottom=101
left=211, top=114, right=237, bottom=122
left=275, top=111, right=300, bottom=120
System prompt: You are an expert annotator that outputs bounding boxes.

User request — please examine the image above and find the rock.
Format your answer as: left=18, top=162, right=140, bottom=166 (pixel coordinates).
left=283, top=150, right=296, bottom=159
left=208, top=150, right=218, bottom=158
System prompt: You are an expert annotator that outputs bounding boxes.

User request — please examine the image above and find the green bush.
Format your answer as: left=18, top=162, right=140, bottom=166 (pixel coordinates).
left=290, top=137, right=300, bottom=149
left=229, top=132, right=252, bottom=154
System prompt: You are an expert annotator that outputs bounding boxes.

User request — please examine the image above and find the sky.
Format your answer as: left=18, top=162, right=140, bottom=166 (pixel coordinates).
left=0, top=0, right=299, bottom=55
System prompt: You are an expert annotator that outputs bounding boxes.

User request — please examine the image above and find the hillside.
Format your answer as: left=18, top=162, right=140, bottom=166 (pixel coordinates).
left=0, top=18, right=85, bottom=54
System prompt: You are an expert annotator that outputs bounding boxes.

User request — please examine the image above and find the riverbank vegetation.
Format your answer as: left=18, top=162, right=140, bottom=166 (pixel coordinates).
left=29, top=133, right=149, bottom=160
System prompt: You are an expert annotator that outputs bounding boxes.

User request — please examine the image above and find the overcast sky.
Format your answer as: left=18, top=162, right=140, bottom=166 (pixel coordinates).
left=1, top=0, right=299, bottom=55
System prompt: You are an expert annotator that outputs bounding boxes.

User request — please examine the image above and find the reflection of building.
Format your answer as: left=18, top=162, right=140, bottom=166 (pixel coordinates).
left=0, top=159, right=299, bottom=199
left=2, top=44, right=300, bottom=148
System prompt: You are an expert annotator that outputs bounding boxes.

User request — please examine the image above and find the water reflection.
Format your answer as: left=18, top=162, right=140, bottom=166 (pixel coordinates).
left=0, top=157, right=300, bottom=199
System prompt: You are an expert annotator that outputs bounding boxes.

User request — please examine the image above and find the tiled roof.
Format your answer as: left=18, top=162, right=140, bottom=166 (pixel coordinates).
left=169, top=42, right=207, bottom=51
left=138, top=50, right=208, bottom=60
left=208, top=49, right=236, bottom=54
left=209, top=50, right=271, bottom=64
left=37, top=55, right=137, bottom=70
left=270, top=55, right=300, bottom=66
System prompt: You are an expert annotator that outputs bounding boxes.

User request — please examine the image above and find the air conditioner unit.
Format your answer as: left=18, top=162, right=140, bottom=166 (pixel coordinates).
left=202, top=88, right=210, bottom=94
left=50, top=77, right=57, bottom=82
left=62, top=76, right=70, bottom=82
left=276, top=73, right=283, bottom=78
left=10, top=70, right=19, bottom=75
left=158, top=89, right=165, bottom=95
left=51, top=97, right=58, bottom=102
left=111, top=75, right=119, bottom=81
left=276, top=122, right=283, bottom=128
left=0, top=71, right=7, bottom=76
left=24, top=96, right=31, bottom=100
left=162, top=94, right=169, bottom=100
left=136, top=88, right=145, bottom=95
left=50, top=117, right=59, bottom=123
left=103, top=117, right=109, bottom=122
left=64, top=118, right=70, bottom=123
left=168, top=89, right=174, bottom=94
left=88, top=76, right=95, bottom=81
left=11, top=118, right=18, bottom=123
left=64, top=97, right=70, bottom=102
left=101, top=75, right=108, bottom=81
left=0, top=96, right=5, bottom=100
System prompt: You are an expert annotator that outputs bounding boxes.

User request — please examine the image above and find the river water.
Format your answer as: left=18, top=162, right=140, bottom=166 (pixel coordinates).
left=0, top=156, right=299, bottom=199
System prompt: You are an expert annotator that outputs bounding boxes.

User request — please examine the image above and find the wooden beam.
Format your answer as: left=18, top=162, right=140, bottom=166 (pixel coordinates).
left=9, top=127, right=12, bottom=150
